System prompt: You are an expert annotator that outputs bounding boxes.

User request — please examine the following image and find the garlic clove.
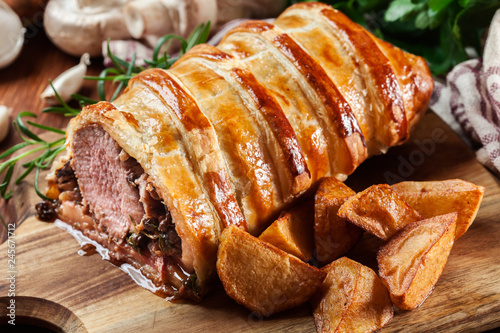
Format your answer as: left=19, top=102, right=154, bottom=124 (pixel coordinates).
left=0, top=106, right=11, bottom=143
left=40, top=53, right=91, bottom=106
left=0, top=0, right=25, bottom=69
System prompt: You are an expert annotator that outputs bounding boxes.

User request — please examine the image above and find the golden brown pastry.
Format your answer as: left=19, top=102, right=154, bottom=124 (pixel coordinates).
left=46, top=2, right=433, bottom=300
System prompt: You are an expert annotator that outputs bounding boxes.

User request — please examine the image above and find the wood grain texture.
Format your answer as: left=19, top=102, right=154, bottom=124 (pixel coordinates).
left=0, top=112, right=499, bottom=332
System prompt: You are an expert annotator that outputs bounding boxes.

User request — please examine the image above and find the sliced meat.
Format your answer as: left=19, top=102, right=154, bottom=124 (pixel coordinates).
left=72, top=125, right=145, bottom=241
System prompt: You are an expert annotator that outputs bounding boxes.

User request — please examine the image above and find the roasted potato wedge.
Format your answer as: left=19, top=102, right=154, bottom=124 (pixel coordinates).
left=314, top=177, right=363, bottom=266
left=311, top=257, right=393, bottom=333
left=338, top=184, right=422, bottom=240
left=217, top=225, right=326, bottom=316
left=259, top=199, right=315, bottom=262
left=377, top=213, right=457, bottom=310
left=391, top=179, right=485, bottom=239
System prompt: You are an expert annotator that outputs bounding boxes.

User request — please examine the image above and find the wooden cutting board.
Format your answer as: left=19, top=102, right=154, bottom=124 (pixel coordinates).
left=1, top=112, right=499, bottom=332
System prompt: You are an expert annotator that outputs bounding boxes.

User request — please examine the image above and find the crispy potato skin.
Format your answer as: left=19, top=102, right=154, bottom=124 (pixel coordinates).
left=216, top=225, right=326, bottom=316
left=391, top=179, right=485, bottom=239
left=259, top=199, right=315, bottom=262
left=338, top=184, right=422, bottom=240
left=311, top=257, right=393, bottom=333
left=377, top=213, right=457, bottom=310
left=314, top=177, right=362, bottom=266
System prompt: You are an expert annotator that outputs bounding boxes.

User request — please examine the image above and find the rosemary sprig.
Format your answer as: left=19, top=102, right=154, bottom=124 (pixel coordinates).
left=0, top=21, right=212, bottom=202
left=0, top=112, right=66, bottom=200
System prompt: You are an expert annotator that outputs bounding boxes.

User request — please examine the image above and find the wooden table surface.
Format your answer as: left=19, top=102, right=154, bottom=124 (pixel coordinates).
left=0, top=29, right=103, bottom=242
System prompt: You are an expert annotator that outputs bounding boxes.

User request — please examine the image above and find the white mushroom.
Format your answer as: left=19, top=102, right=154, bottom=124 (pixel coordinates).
left=0, top=106, right=11, bottom=143
left=40, top=53, right=90, bottom=105
left=0, top=0, right=25, bottom=69
left=124, top=0, right=217, bottom=43
left=43, top=0, right=131, bottom=57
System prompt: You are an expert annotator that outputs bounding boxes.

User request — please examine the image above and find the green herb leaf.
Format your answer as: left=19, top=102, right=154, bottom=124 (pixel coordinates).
left=429, top=0, right=454, bottom=12
left=34, top=167, right=51, bottom=201
left=16, top=112, right=43, bottom=142
left=71, top=93, right=98, bottom=107
left=26, top=121, right=66, bottom=135
left=385, top=0, right=425, bottom=22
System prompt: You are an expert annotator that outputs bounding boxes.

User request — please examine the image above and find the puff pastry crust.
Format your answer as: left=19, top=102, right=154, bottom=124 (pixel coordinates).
left=53, top=2, right=433, bottom=297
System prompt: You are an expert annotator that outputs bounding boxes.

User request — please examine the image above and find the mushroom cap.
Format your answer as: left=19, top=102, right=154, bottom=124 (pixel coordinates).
left=0, top=0, right=25, bottom=69
left=43, top=0, right=131, bottom=57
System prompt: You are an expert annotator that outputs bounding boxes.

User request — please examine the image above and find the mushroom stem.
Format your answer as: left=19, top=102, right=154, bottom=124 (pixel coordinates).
left=124, top=0, right=175, bottom=39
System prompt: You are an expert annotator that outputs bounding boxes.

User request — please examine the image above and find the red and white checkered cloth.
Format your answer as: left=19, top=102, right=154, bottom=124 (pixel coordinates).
left=431, top=10, right=500, bottom=177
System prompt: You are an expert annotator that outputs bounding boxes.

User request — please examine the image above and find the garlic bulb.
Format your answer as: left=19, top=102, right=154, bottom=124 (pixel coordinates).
left=0, top=0, right=25, bottom=69
left=40, top=53, right=91, bottom=106
left=0, top=106, right=11, bottom=143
